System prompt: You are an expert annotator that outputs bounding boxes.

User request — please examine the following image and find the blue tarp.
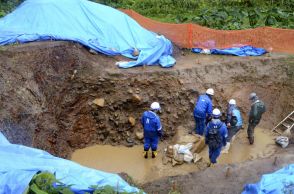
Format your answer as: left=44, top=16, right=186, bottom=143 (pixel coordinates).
left=0, top=0, right=175, bottom=68
left=192, top=46, right=267, bottom=56
left=242, top=164, right=294, bottom=194
left=0, top=132, right=140, bottom=194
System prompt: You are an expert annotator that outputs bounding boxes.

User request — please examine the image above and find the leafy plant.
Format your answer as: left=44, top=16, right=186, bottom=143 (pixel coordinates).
left=0, top=0, right=293, bottom=29
left=24, top=171, right=144, bottom=194
left=24, top=172, right=73, bottom=194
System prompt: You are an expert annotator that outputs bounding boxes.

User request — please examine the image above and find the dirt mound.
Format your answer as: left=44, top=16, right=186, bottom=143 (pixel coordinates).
left=0, top=41, right=293, bottom=158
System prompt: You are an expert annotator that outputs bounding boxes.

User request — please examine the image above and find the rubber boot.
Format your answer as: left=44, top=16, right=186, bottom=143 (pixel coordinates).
left=208, top=162, right=215, bottom=167
left=152, top=151, right=157, bottom=158
left=249, top=136, right=254, bottom=145
left=143, top=151, right=148, bottom=159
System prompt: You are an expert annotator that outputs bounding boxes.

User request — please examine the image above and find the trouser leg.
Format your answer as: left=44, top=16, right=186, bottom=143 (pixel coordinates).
left=209, top=147, right=222, bottom=164
left=196, top=117, right=205, bottom=136
left=151, top=137, right=159, bottom=152
left=247, top=122, right=257, bottom=144
left=144, top=137, right=151, bottom=151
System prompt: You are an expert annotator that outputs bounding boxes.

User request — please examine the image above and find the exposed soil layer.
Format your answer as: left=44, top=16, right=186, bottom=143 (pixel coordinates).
left=0, top=41, right=293, bottom=160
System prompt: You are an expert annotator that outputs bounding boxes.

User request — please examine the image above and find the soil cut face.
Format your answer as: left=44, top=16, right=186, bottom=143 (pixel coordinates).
left=0, top=41, right=293, bottom=192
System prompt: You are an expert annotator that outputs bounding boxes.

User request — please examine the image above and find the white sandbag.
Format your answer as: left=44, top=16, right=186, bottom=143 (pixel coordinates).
left=275, top=136, right=289, bottom=148
left=183, top=153, right=193, bottom=163
left=178, top=143, right=193, bottom=154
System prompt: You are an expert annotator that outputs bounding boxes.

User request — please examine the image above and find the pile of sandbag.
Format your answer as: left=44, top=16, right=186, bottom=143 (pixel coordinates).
left=163, top=134, right=206, bottom=166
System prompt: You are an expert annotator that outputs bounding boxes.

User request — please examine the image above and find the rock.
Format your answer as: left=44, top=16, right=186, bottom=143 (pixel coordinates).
left=132, top=94, right=141, bottom=103
left=190, top=99, right=195, bottom=105
left=127, top=89, right=133, bottom=94
left=132, top=48, right=139, bottom=57
left=135, top=132, right=144, bottom=140
left=162, top=155, right=171, bottom=165
left=92, top=98, right=105, bottom=107
left=193, top=153, right=202, bottom=163
left=173, top=152, right=184, bottom=163
left=126, top=137, right=134, bottom=144
left=191, top=136, right=206, bottom=153
left=173, top=114, right=179, bottom=119
left=128, top=116, right=136, bottom=126
left=177, top=134, right=199, bottom=144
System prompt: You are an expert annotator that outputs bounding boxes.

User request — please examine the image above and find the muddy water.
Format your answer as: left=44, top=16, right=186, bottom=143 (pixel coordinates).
left=201, top=128, right=277, bottom=164
left=71, top=128, right=277, bottom=184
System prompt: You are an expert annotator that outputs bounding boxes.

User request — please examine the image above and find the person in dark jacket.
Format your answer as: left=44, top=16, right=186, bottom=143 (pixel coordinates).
left=247, top=93, right=266, bottom=144
left=141, top=102, right=162, bottom=159
left=205, top=108, right=228, bottom=166
left=222, top=99, right=243, bottom=153
left=193, top=88, right=214, bottom=135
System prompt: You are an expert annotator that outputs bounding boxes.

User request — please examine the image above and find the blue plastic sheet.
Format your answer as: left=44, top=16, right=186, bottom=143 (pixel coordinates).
left=242, top=164, right=294, bottom=194
left=0, top=132, right=140, bottom=194
left=192, top=46, right=267, bottom=56
left=0, top=0, right=175, bottom=68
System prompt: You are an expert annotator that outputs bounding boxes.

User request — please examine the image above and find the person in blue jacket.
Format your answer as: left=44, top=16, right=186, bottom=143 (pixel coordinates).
left=193, top=88, right=214, bottom=135
left=222, top=99, right=243, bottom=153
left=205, top=108, right=228, bottom=166
left=141, top=102, right=163, bottom=159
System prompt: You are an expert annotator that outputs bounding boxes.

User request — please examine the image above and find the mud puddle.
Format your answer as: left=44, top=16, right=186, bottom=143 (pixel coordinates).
left=200, top=128, right=277, bottom=164
left=71, top=128, right=278, bottom=184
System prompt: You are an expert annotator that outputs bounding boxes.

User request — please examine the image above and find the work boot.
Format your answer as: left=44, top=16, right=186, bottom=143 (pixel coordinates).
left=249, top=136, right=254, bottom=145
left=152, top=151, right=157, bottom=158
left=208, top=162, right=215, bottom=167
left=143, top=151, right=148, bottom=159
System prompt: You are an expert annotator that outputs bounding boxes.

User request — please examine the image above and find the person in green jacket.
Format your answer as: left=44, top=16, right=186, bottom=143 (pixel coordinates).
left=247, top=93, right=266, bottom=144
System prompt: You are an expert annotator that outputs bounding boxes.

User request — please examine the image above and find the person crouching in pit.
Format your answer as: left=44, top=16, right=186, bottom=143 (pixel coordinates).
left=141, top=102, right=163, bottom=159
left=205, top=108, right=228, bottom=167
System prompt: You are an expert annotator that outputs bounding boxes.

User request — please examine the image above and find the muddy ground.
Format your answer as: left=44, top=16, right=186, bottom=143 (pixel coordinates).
left=142, top=145, right=294, bottom=194
left=0, top=41, right=293, bottom=193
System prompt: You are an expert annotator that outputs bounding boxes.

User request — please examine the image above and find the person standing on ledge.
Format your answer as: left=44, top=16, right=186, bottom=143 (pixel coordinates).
left=141, top=102, right=163, bottom=159
left=193, top=88, right=214, bottom=135
left=247, top=93, right=266, bottom=144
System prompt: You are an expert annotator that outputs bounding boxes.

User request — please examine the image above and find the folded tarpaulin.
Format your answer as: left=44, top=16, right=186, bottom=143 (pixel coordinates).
left=0, top=132, right=141, bottom=194
left=192, top=46, right=267, bottom=56
left=0, top=0, right=175, bottom=68
left=242, top=164, right=294, bottom=194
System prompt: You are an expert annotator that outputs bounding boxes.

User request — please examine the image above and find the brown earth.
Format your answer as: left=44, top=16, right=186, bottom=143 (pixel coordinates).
left=142, top=145, right=294, bottom=194
left=0, top=41, right=293, bottom=192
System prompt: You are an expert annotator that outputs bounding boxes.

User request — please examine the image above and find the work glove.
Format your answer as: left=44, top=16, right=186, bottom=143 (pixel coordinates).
left=206, top=116, right=212, bottom=125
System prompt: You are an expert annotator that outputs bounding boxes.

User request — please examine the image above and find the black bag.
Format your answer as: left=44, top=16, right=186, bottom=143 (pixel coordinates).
left=207, top=123, right=222, bottom=149
left=257, top=101, right=266, bottom=115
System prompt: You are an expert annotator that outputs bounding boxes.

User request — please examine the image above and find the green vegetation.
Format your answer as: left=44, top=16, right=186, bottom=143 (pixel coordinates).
left=0, top=0, right=293, bottom=29
left=24, top=171, right=143, bottom=194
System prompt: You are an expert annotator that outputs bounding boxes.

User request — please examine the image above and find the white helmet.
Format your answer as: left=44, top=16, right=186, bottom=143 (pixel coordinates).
left=229, top=99, right=236, bottom=105
left=249, top=92, right=257, bottom=100
left=150, top=102, right=161, bottom=110
left=206, top=88, right=214, bottom=96
left=212, top=108, right=221, bottom=118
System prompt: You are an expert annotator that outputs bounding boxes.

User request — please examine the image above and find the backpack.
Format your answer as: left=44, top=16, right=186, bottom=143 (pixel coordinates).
left=257, top=101, right=266, bottom=115
left=207, top=123, right=223, bottom=149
